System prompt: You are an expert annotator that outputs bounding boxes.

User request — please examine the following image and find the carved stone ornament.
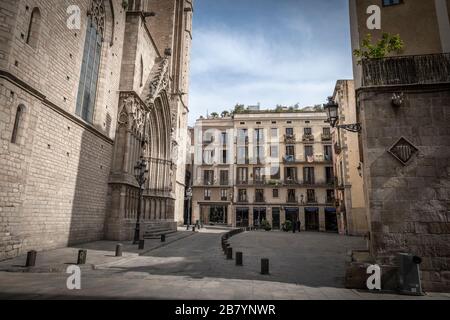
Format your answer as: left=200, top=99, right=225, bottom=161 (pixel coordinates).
left=146, top=57, right=170, bottom=105
left=388, top=137, right=419, bottom=166
left=88, top=0, right=106, bottom=37
left=117, top=94, right=146, bottom=134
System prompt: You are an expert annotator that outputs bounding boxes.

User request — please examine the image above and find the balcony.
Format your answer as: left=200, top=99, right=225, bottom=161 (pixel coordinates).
left=306, top=197, right=318, bottom=204
left=361, top=53, right=450, bottom=87
left=254, top=196, right=265, bottom=203
left=283, top=155, right=296, bottom=163
left=284, top=178, right=299, bottom=185
left=237, top=197, right=248, bottom=203
left=253, top=179, right=267, bottom=185
left=321, top=133, right=332, bottom=141
left=236, top=180, right=249, bottom=186
left=286, top=196, right=298, bottom=204
left=284, top=134, right=296, bottom=143
left=203, top=180, right=214, bottom=186
left=202, top=137, right=214, bottom=145
left=302, top=134, right=314, bottom=142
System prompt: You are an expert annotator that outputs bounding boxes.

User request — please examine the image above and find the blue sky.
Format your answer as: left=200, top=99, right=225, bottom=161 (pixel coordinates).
left=188, top=0, right=354, bottom=124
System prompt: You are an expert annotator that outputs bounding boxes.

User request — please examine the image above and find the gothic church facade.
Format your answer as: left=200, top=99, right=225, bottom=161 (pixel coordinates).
left=0, top=0, right=193, bottom=260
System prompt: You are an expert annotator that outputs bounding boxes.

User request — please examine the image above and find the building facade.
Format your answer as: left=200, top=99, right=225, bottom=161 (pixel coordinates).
left=331, top=80, right=368, bottom=236
left=192, top=111, right=338, bottom=232
left=0, top=0, right=193, bottom=260
left=349, top=0, right=450, bottom=291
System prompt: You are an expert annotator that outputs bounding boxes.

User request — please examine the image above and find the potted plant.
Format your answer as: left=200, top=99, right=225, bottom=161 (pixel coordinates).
left=282, top=220, right=292, bottom=232
left=260, top=219, right=272, bottom=231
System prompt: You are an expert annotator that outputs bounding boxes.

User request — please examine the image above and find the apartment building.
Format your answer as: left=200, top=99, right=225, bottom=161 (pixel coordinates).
left=331, top=80, right=368, bottom=236
left=191, top=111, right=337, bottom=232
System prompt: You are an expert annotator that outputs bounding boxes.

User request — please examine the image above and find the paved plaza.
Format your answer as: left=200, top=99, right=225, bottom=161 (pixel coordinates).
left=0, top=230, right=449, bottom=300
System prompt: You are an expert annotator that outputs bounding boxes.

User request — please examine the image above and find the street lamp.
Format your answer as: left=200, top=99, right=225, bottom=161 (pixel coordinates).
left=324, top=97, right=362, bottom=133
left=185, top=187, right=193, bottom=230
left=133, top=158, right=148, bottom=244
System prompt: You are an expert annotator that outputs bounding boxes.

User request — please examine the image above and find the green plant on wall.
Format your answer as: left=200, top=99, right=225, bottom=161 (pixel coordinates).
left=353, top=33, right=404, bottom=64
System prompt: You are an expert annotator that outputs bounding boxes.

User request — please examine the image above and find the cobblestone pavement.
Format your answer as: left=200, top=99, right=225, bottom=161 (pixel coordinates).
left=0, top=230, right=449, bottom=300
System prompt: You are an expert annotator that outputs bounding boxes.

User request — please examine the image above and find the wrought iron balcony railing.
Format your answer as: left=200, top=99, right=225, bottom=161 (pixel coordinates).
left=361, top=53, right=450, bottom=87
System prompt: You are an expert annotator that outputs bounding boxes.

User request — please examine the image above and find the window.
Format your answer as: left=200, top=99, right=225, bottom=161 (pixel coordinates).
left=305, top=145, right=313, bottom=161
left=255, top=189, right=264, bottom=202
left=285, top=167, right=297, bottom=182
left=270, top=145, right=279, bottom=158
left=324, top=145, right=333, bottom=161
left=255, top=146, right=264, bottom=163
left=237, top=129, right=248, bottom=145
left=304, top=127, right=312, bottom=135
left=272, top=189, right=279, bottom=198
left=270, top=166, right=280, bottom=180
left=203, top=149, right=214, bottom=164
left=383, top=0, right=402, bottom=6
left=76, top=0, right=105, bottom=123
left=11, top=105, right=25, bottom=144
left=238, top=189, right=247, bottom=202
left=26, top=7, right=41, bottom=48
left=220, top=170, right=229, bottom=185
left=237, top=167, right=248, bottom=184
left=254, top=128, right=264, bottom=144
left=307, top=189, right=316, bottom=203
left=286, top=121, right=292, bottom=124
left=323, top=127, right=331, bottom=136
left=326, top=190, right=335, bottom=203
left=221, top=132, right=227, bottom=145
left=204, top=189, right=211, bottom=200
left=221, top=149, right=227, bottom=164
left=203, top=170, right=214, bottom=185
left=271, top=121, right=277, bottom=124
left=237, top=146, right=249, bottom=164
left=303, top=167, right=315, bottom=184
left=285, top=145, right=295, bottom=162
left=139, top=56, right=144, bottom=87
left=271, top=128, right=278, bottom=138
left=286, top=128, right=294, bottom=136
left=287, top=189, right=296, bottom=202
left=325, top=167, right=334, bottom=184
left=221, top=189, right=228, bottom=201
left=253, top=167, right=264, bottom=183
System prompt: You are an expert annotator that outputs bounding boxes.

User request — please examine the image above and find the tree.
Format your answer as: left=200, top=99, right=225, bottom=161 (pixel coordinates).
left=232, top=104, right=245, bottom=114
left=210, top=112, right=219, bottom=118
left=221, top=110, right=230, bottom=118
left=353, top=33, right=404, bottom=64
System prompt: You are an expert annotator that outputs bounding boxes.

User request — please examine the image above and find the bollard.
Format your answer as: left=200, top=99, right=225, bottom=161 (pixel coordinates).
left=261, top=258, right=269, bottom=275
left=138, top=240, right=145, bottom=250
left=161, top=234, right=166, bottom=242
left=226, top=247, right=233, bottom=260
left=192, top=226, right=196, bottom=232
left=25, top=250, right=37, bottom=267
left=115, top=244, right=123, bottom=257
left=77, top=249, right=87, bottom=265
left=236, top=252, right=243, bottom=266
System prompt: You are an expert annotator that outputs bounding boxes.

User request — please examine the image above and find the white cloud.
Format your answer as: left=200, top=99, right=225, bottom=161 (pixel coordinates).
left=188, top=24, right=353, bottom=124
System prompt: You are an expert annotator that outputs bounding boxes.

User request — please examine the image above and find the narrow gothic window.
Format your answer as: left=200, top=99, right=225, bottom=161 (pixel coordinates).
left=11, top=105, right=25, bottom=144
left=75, top=0, right=105, bottom=123
left=26, top=7, right=41, bottom=48
left=140, top=56, right=144, bottom=87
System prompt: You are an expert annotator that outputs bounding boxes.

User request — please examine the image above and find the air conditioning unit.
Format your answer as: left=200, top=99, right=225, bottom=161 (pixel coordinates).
left=398, top=253, right=423, bottom=296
